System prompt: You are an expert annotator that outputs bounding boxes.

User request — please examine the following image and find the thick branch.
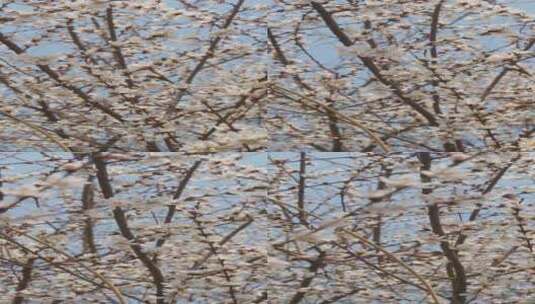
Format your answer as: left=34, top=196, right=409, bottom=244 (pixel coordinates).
left=92, top=153, right=166, bottom=304
left=12, top=257, right=36, bottom=304
left=310, top=2, right=439, bottom=126
left=154, top=160, right=202, bottom=249
left=297, top=152, right=309, bottom=226
left=429, top=0, right=445, bottom=115
left=0, top=32, right=124, bottom=122
left=418, top=153, right=467, bottom=304
left=288, top=251, right=325, bottom=304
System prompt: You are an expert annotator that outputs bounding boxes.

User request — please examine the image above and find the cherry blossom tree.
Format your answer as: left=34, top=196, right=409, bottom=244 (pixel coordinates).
left=0, top=152, right=267, bottom=303
left=267, top=152, right=533, bottom=303
left=1, top=1, right=534, bottom=304
left=2, top=151, right=533, bottom=303
left=267, top=0, right=534, bottom=152
left=0, top=1, right=268, bottom=152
